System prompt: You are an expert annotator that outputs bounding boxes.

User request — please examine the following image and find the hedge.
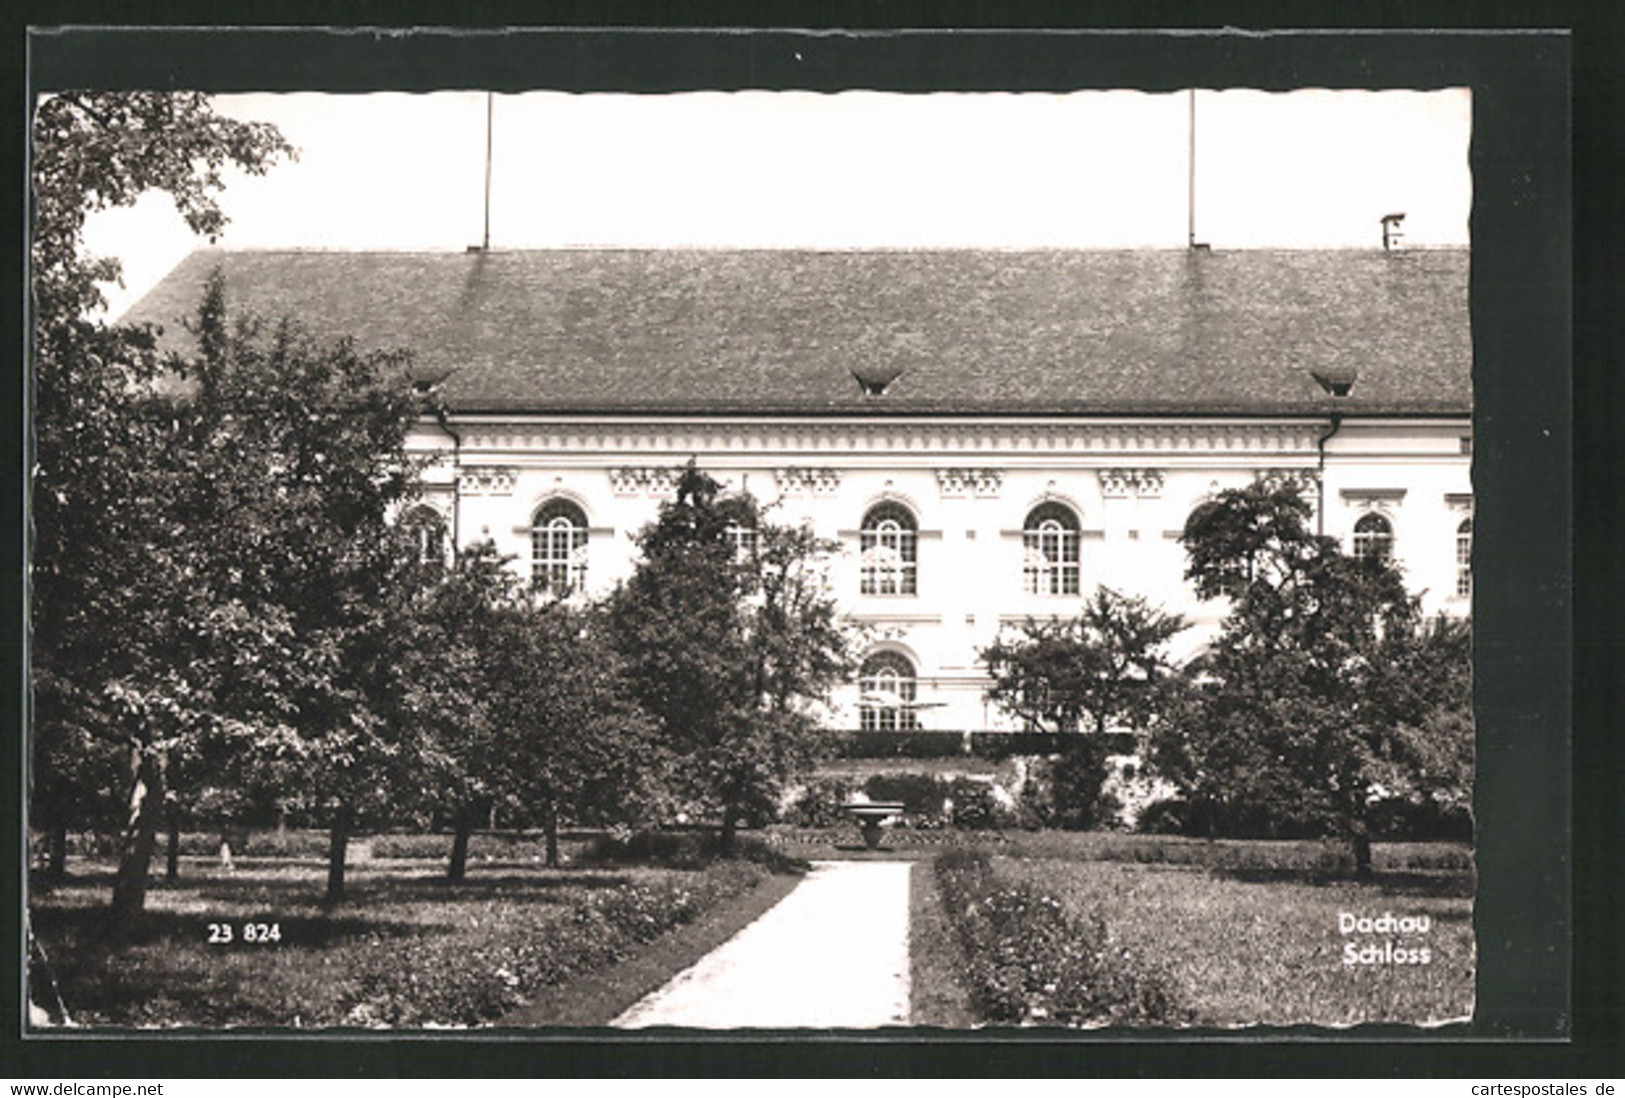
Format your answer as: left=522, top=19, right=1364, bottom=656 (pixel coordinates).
left=834, top=730, right=1139, bottom=760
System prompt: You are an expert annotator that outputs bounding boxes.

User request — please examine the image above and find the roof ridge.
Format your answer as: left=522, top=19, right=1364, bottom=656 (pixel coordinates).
left=180, top=243, right=1471, bottom=257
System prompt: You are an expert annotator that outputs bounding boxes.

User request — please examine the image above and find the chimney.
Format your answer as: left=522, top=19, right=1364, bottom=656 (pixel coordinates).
left=1381, top=212, right=1406, bottom=251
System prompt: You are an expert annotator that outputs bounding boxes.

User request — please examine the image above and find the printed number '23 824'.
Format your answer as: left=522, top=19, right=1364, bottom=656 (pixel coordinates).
left=208, top=922, right=281, bottom=944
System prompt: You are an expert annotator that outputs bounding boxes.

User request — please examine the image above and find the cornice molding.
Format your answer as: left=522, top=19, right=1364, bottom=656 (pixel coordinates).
left=449, top=420, right=1326, bottom=459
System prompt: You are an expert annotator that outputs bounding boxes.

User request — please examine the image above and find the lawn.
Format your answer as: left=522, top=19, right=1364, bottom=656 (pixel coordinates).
left=30, top=829, right=1475, bottom=1031
left=993, top=847, right=1474, bottom=1027
left=29, top=846, right=793, bottom=1029
left=772, top=825, right=1472, bottom=1029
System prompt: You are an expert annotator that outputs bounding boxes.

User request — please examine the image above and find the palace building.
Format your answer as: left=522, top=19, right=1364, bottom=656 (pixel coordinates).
left=125, top=245, right=1473, bottom=735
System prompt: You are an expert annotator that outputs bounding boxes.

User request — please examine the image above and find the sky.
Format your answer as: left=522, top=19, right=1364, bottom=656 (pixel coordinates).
left=81, top=88, right=1472, bottom=320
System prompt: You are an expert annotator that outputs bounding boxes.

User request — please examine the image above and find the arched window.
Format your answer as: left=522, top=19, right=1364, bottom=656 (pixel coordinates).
left=858, top=651, right=919, bottom=733
left=726, top=520, right=759, bottom=562
left=860, top=502, right=918, bottom=596
left=1022, top=502, right=1081, bottom=596
left=1352, top=513, right=1394, bottom=565
left=1456, top=517, right=1473, bottom=598
left=532, top=499, right=588, bottom=595
left=402, top=505, right=447, bottom=566
left=1183, top=500, right=1219, bottom=538
left=1184, top=500, right=1241, bottom=597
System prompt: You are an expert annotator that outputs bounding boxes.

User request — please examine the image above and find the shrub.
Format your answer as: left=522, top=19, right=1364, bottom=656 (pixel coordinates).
left=1368, top=797, right=1474, bottom=843
left=579, top=829, right=803, bottom=873
left=580, top=829, right=710, bottom=867
left=792, top=774, right=1030, bottom=832
left=861, top=773, right=952, bottom=828
left=835, top=730, right=972, bottom=758
left=1135, top=798, right=1189, bottom=835
left=862, top=772, right=943, bottom=812
left=782, top=777, right=855, bottom=828
left=947, top=778, right=1022, bottom=831
left=369, top=833, right=462, bottom=860
left=1045, top=739, right=1114, bottom=829
left=933, top=850, right=1185, bottom=1028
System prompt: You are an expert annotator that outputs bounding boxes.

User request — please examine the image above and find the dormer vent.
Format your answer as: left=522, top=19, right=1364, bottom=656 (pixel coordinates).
left=408, top=365, right=454, bottom=395
left=1310, top=366, right=1358, bottom=397
left=851, top=363, right=905, bottom=397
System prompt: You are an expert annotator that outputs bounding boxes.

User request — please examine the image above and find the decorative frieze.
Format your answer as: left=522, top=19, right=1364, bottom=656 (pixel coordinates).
left=1256, top=468, right=1321, bottom=501
left=1097, top=468, right=1165, bottom=499
left=609, top=466, right=678, bottom=498
left=774, top=467, right=843, bottom=498
left=1340, top=487, right=1407, bottom=515
left=935, top=468, right=1004, bottom=499
left=458, top=466, right=517, bottom=495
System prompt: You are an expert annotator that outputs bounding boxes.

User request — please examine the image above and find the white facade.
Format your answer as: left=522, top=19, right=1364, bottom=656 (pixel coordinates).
left=410, top=412, right=1472, bottom=734
left=123, top=245, right=1473, bottom=736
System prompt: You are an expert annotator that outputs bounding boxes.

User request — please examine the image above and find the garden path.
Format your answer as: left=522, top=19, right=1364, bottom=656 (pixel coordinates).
left=612, top=860, right=912, bottom=1029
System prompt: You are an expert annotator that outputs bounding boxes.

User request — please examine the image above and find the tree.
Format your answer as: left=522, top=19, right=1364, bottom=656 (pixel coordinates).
left=1360, top=612, right=1475, bottom=837
left=30, top=93, right=292, bottom=918
left=175, top=276, right=427, bottom=905
left=1154, top=480, right=1472, bottom=876
left=394, top=539, right=520, bottom=881
left=982, top=587, right=1187, bottom=826
left=611, top=463, right=853, bottom=849
left=29, top=720, right=125, bottom=882
left=983, top=588, right=1187, bottom=738
left=488, top=601, right=666, bottom=868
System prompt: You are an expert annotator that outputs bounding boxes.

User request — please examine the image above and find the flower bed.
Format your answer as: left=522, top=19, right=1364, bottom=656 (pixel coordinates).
left=932, top=849, right=1185, bottom=1027
left=343, top=860, right=768, bottom=1026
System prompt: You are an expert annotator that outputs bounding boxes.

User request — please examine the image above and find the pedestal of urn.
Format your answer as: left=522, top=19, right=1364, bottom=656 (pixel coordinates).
left=841, top=801, right=906, bottom=850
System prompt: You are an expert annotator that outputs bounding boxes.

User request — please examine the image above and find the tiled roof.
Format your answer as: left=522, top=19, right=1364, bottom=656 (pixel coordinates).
left=121, top=247, right=1471, bottom=417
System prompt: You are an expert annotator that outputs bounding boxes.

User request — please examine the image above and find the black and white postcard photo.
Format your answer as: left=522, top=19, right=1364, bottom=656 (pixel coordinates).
left=25, top=29, right=1572, bottom=1048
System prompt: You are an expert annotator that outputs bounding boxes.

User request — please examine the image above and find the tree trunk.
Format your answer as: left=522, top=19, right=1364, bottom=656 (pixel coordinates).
left=1352, top=830, right=1374, bottom=880
left=164, top=805, right=181, bottom=883
left=718, top=805, right=739, bottom=855
left=46, top=823, right=67, bottom=881
left=447, top=809, right=472, bottom=881
left=543, top=799, right=560, bottom=869
left=324, top=806, right=351, bottom=906
left=110, top=745, right=164, bottom=920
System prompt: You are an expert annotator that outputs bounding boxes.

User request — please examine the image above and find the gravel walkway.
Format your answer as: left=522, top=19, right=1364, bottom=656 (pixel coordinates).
left=613, top=860, right=912, bottom=1029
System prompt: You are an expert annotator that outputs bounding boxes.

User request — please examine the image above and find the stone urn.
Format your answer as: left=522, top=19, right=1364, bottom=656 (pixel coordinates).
left=841, top=800, right=906, bottom=850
